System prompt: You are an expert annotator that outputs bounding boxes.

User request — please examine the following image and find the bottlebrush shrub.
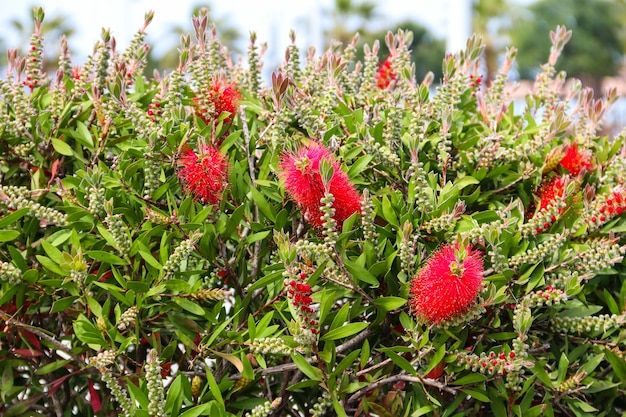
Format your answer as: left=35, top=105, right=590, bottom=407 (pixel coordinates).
left=1, top=7, right=626, bottom=417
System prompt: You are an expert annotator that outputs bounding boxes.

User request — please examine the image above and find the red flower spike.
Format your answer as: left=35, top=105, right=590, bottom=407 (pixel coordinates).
left=375, top=57, right=397, bottom=89
left=559, top=143, right=594, bottom=176
left=194, top=79, right=241, bottom=124
left=409, top=243, right=484, bottom=324
left=279, top=142, right=361, bottom=229
left=530, top=175, right=567, bottom=220
left=177, top=145, right=229, bottom=205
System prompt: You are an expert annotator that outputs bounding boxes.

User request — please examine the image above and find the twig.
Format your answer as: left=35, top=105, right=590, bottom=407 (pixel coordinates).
left=0, top=311, right=83, bottom=363
left=346, top=374, right=457, bottom=405
left=240, top=104, right=263, bottom=280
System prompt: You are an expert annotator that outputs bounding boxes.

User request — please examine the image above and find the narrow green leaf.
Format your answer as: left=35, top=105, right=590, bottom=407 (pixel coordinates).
left=461, top=388, right=490, bottom=402
left=51, top=138, right=74, bottom=156
left=321, top=322, right=368, bottom=341
left=0, top=230, right=20, bottom=242
left=373, top=296, right=407, bottom=311
left=76, top=121, right=95, bottom=147
left=343, top=257, right=378, bottom=286
left=0, top=208, right=29, bottom=228
left=86, top=250, right=127, bottom=265
left=138, top=250, right=162, bottom=270
left=35, top=359, right=72, bottom=375
left=291, top=353, right=323, bottom=381
left=173, top=297, right=205, bottom=316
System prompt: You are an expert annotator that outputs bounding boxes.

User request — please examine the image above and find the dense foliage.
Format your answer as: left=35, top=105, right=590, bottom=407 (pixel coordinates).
left=1, top=7, right=625, bottom=417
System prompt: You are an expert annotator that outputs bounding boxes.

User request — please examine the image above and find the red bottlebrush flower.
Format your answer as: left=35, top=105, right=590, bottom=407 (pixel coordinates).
left=409, top=243, right=484, bottom=324
left=194, top=79, right=241, bottom=124
left=279, top=142, right=361, bottom=228
left=375, top=57, right=397, bottom=89
left=528, top=175, right=567, bottom=219
left=177, top=145, right=228, bottom=204
left=559, top=143, right=594, bottom=175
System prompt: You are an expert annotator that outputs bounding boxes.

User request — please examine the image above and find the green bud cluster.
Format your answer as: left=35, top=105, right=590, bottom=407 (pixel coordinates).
left=507, top=233, right=566, bottom=269
left=94, top=33, right=112, bottom=94
left=246, top=32, right=262, bottom=96
left=87, top=186, right=106, bottom=217
left=145, top=349, right=166, bottom=417
left=366, top=137, right=401, bottom=167
left=0, top=185, right=68, bottom=226
left=104, top=214, right=131, bottom=254
left=117, top=306, right=138, bottom=331
left=309, top=391, right=332, bottom=417
left=420, top=212, right=457, bottom=234
left=193, top=288, right=230, bottom=301
left=408, top=158, right=433, bottom=212
left=163, top=233, right=200, bottom=278
left=383, top=95, right=403, bottom=147
left=439, top=297, right=486, bottom=329
left=249, top=337, right=294, bottom=356
left=0, top=261, right=21, bottom=285
left=143, top=155, right=161, bottom=198
left=572, top=238, right=625, bottom=279
left=88, top=349, right=116, bottom=369
left=245, top=398, right=281, bottom=417
left=552, top=313, right=625, bottom=335
left=320, top=192, right=338, bottom=248
left=556, top=371, right=587, bottom=393
left=100, top=368, right=134, bottom=417
left=360, top=189, right=377, bottom=242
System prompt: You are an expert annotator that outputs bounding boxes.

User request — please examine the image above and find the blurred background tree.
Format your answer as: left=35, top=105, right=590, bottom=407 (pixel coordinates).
left=0, top=7, right=75, bottom=70
left=473, top=0, right=511, bottom=80
left=509, top=0, right=626, bottom=92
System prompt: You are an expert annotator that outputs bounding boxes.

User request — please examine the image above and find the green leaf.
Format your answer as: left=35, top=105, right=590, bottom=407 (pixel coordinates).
left=76, top=121, right=95, bottom=147
left=321, top=322, right=368, bottom=341
left=165, top=375, right=185, bottom=416
left=173, top=297, right=205, bottom=316
left=138, top=250, right=162, bottom=270
left=0, top=230, right=20, bottom=242
left=51, top=138, right=74, bottom=156
left=378, top=348, right=416, bottom=375
left=249, top=187, right=276, bottom=222
left=461, top=388, right=490, bottom=402
left=0, top=208, right=29, bottom=228
left=291, top=353, right=323, bottom=381
left=605, top=350, right=626, bottom=383
left=343, top=257, right=378, bottom=286
left=381, top=195, right=399, bottom=227
left=178, top=403, right=212, bottom=417
left=86, top=250, right=127, bottom=265
left=35, top=359, right=72, bottom=375
left=450, top=373, right=486, bottom=385
left=373, top=296, right=406, bottom=311
left=50, top=296, right=79, bottom=313
left=412, top=406, right=434, bottom=417
left=41, top=240, right=64, bottom=264
left=73, top=315, right=107, bottom=347
left=347, top=154, right=373, bottom=178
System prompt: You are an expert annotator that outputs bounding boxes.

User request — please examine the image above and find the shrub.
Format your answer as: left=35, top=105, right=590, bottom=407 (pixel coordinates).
left=0, top=7, right=625, bottom=417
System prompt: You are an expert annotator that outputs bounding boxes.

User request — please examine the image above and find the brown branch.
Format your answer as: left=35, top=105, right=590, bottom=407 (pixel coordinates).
left=346, top=374, right=458, bottom=405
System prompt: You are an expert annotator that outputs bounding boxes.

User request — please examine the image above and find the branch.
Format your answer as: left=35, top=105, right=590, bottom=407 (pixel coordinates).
left=346, top=374, right=458, bottom=405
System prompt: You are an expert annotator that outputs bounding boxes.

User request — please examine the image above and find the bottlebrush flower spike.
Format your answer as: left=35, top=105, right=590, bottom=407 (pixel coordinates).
left=279, top=142, right=361, bottom=228
left=177, top=145, right=228, bottom=204
left=194, top=79, right=241, bottom=124
left=559, top=143, right=594, bottom=175
left=530, top=175, right=567, bottom=218
left=375, top=56, right=396, bottom=89
left=409, top=243, right=484, bottom=324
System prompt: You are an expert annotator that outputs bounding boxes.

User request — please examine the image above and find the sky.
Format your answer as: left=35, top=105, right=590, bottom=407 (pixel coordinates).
left=0, top=0, right=456, bottom=65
